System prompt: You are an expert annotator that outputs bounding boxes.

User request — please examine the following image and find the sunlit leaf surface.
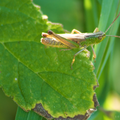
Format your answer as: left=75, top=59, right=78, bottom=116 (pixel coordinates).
left=0, top=0, right=97, bottom=118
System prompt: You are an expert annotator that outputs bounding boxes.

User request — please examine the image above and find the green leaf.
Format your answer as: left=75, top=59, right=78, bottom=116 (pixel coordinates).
left=0, top=0, right=97, bottom=118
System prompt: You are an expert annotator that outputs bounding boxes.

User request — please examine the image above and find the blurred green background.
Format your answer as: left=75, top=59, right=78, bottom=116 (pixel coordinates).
left=0, top=0, right=120, bottom=120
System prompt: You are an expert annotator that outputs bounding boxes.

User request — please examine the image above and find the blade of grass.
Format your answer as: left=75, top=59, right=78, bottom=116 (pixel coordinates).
left=15, top=107, right=28, bottom=120
left=84, top=0, right=95, bottom=32
left=15, top=107, right=43, bottom=120
left=98, top=11, right=120, bottom=80
left=91, top=0, right=99, bottom=27
left=94, top=0, right=113, bottom=74
left=89, top=1, right=120, bottom=119
left=96, top=1, right=120, bottom=79
left=94, top=0, right=120, bottom=78
left=97, top=0, right=102, bottom=5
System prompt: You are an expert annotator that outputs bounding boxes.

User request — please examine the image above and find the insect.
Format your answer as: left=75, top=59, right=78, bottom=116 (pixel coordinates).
left=41, top=13, right=120, bottom=69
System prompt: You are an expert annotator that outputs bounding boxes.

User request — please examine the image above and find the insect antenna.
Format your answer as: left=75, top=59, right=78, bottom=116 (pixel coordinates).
left=106, top=35, right=120, bottom=38
left=105, top=12, right=120, bottom=34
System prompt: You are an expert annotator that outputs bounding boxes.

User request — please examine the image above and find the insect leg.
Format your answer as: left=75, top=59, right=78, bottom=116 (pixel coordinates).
left=93, top=28, right=100, bottom=33
left=48, top=30, right=77, bottom=48
left=60, top=29, right=82, bottom=52
left=71, top=46, right=87, bottom=69
left=91, top=28, right=99, bottom=59
left=71, top=29, right=82, bottom=34
left=60, top=49, right=71, bottom=51
left=91, top=45, right=96, bottom=59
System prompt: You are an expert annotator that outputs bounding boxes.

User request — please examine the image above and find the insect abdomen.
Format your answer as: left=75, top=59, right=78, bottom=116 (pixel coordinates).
left=41, top=38, right=68, bottom=48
